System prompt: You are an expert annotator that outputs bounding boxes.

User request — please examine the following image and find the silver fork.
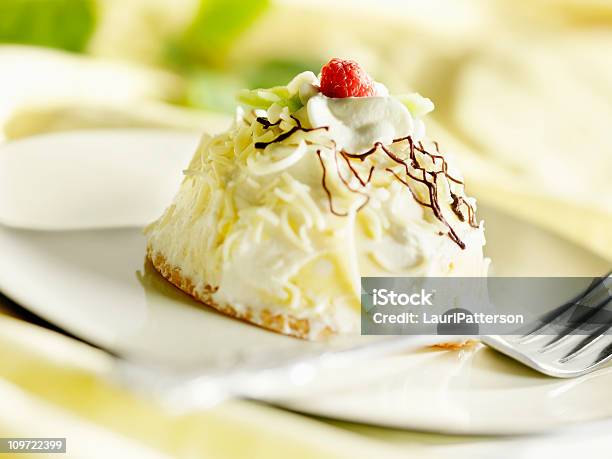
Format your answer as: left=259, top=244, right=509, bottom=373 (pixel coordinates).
left=482, top=273, right=612, bottom=378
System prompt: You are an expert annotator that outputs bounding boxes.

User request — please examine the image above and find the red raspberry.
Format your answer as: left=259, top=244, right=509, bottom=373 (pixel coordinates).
left=319, top=58, right=376, bottom=98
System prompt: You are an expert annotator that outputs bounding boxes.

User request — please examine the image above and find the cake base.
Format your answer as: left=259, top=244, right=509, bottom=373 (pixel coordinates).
left=146, top=248, right=477, bottom=348
left=146, top=248, right=334, bottom=340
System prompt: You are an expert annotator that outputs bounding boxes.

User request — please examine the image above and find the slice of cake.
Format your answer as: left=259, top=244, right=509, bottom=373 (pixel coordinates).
left=145, top=58, right=488, bottom=340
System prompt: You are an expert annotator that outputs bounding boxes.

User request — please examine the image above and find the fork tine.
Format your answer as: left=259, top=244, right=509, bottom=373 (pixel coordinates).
left=539, top=296, right=612, bottom=351
left=558, top=321, right=612, bottom=363
left=483, top=273, right=612, bottom=378
left=520, top=273, right=611, bottom=339
left=593, top=341, right=612, bottom=367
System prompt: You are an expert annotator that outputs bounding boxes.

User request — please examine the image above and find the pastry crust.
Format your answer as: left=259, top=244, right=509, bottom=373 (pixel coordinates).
left=430, top=339, right=479, bottom=351
left=146, top=247, right=334, bottom=340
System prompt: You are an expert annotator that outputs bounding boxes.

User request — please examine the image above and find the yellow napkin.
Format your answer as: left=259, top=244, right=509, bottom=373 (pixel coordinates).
left=1, top=310, right=438, bottom=459
left=432, top=29, right=612, bottom=261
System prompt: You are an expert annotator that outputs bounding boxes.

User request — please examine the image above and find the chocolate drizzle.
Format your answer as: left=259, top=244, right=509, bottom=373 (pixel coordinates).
left=340, top=138, right=477, bottom=250
left=256, top=117, right=281, bottom=129
left=249, top=114, right=478, bottom=249
left=415, top=140, right=463, bottom=185
left=381, top=145, right=465, bottom=250
left=340, top=151, right=375, bottom=186
left=316, top=150, right=348, bottom=217
left=333, top=149, right=370, bottom=212
left=254, top=115, right=328, bottom=149
left=451, top=193, right=479, bottom=228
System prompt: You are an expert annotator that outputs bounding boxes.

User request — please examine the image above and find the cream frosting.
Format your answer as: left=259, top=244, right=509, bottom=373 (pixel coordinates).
left=146, top=71, right=487, bottom=338
left=307, top=94, right=415, bottom=153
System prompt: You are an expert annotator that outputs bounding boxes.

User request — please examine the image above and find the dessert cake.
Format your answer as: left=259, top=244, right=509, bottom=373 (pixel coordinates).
left=146, top=58, right=488, bottom=340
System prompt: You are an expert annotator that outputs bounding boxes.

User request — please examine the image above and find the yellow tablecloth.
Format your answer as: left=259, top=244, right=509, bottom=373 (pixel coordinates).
left=0, top=306, right=488, bottom=459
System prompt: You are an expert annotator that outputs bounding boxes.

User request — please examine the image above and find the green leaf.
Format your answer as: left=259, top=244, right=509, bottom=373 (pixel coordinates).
left=236, top=88, right=280, bottom=110
left=0, top=0, right=96, bottom=52
left=236, top=86, right=303, bottom=112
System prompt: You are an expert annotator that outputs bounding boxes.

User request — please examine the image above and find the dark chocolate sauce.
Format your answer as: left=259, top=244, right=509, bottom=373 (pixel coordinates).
left=255, top=126, right=301, bottom=149
left=340, top=152, right=375, bottom=187
left=333, top=149, right=370, bottom=212
left=254, top=116, right=328, bottom=149
left=342, top=143, right=380, bottom=161
left=451, top=193, right=479, bottom=229
left=396, top=139, right=467, bottom=249
left=249, top=114, right=477, bottom=249
left=342, top=138, right=471, bottom=249
left=256, top=117, right=281, bottom=129
left=316, top=150, right=348, bottom=217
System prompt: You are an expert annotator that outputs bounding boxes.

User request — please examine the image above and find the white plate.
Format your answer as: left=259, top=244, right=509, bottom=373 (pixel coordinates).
left=0, top=129, right=610, bottom=435
left=0, top=129, right=201, bottom=230
left=0, top=131, right=423, bottom=371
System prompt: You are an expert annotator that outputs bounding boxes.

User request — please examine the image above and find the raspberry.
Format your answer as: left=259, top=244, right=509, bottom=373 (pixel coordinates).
left=319, top=58, right=376, bottom=98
